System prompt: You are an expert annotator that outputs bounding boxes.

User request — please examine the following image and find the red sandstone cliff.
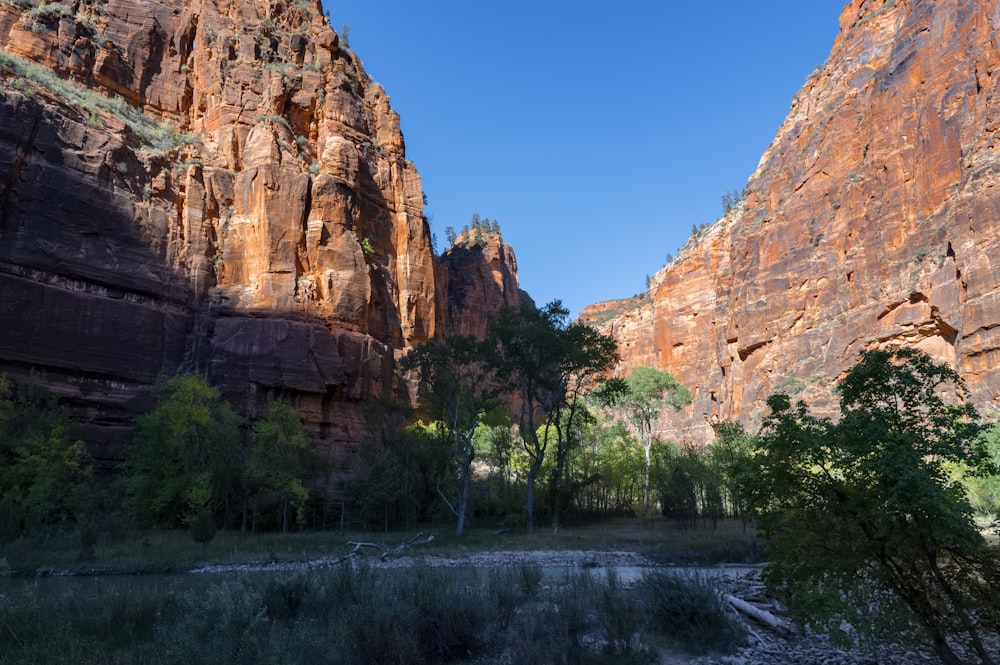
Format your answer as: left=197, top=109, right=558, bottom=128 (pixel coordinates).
left=436, top=230, right=523, bottom=340
left=0, top=0, right=515, bottom=467
left=581, top=0, right=1000, bottom=441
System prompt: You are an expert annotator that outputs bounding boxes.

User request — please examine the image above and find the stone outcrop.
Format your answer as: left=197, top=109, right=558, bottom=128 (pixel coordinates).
left=581, top=0, right=1000, bottom=441
left=436, top=230, right=522, bottom=340
left=0, top=0, right=514, bottom=468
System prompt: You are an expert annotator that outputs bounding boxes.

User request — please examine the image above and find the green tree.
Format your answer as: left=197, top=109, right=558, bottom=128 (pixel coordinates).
left=602, top=367, right=691, bottom=514
left=544, top=323, right=621, bottom=532
left=190, top=506, right=216, bottom=555
left=346, top=402, right=451, bottom=531
left=707, top=421, right=757, bottom=528
left=124, top=375, right=242, bottom=528
left=490, top=301, right=619, bottom=533
left=751, top=347, right=999, bottom=664
left=404, top=335, right=500, bottom=536
left=0, top=376, right=91, bottom=535
left=652, top=442, right=698, bottom=529
left=247, top=402, right=311, bottom=533
left=963, top=423, right=1000, bottom=518
left=572, top=416, right=644, bottom=516
left=491, top=302, right=565, bottom=534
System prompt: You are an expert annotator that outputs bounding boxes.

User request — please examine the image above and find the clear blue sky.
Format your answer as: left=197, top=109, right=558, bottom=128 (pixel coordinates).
left=319, top=1, right=847, bottom=317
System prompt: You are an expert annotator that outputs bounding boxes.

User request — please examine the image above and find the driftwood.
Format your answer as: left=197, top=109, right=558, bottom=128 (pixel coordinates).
left=380, top=532, right=435, bottom=560
left=343, top=532, right=435, bottom=562
left=724, top=594, right=791, bottom=634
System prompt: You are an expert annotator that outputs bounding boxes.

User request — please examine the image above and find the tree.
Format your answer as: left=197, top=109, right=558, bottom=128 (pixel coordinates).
left=247, top=402, right=311, bottom=533
left=491, top=302, right=563, bottom=534
left=190, top=507, right=216, bottom=555
left=404, top=335, right=500, bottom=536
left=707, top=421, right=757, bottom=529
left=544, top=322, right=621, bottom=532
left=0, top=376, right=91, bottom=535
left=346, top=409, right=451, bottom=531
left=602, top=367, right=691, bottom=514
left=963, top=423, right=1000, bottom=519
left=124, top=375, right=242, bottom=528
left=750, top=347, right=999, bottom=665
left=490, top=301, right=619, bottom=533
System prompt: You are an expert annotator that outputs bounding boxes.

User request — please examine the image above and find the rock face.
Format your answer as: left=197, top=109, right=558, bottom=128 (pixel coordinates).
left=0, top=0, right=514, bottom=468
left=436, top=230, right=523, bottom=340
left=581, top=0, right=1000, bottom=441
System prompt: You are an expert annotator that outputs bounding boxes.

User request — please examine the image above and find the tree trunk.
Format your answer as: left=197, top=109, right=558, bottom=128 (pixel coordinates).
left=642, top=440, right=652, bottom=515
left=550, top=437, right=567, bottom=533
left=456, top=443, right=473, bottom=537
left=923, top=546, right=996, bottom=665
left=526, top=466, right=538, bottom=534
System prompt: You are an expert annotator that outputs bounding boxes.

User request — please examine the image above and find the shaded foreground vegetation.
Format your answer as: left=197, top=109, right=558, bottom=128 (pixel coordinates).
left=0, top=562, right=744, bottom=665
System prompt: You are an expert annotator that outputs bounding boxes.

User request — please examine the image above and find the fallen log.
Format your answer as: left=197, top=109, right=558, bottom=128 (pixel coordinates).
left=724, top=594, right=791, bottom=634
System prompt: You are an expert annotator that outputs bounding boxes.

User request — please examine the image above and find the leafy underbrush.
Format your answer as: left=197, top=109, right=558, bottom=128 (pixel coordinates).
left=0, top=563, right=744, bottom=664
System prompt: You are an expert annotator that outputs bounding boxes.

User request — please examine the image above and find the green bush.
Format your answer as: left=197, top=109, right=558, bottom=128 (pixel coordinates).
left=639, top=570, right=746, bottom=654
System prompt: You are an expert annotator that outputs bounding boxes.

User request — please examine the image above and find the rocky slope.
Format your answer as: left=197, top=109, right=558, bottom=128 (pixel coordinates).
left=0, top=0, right=519, bottom=468
left=581, top=0, right=1000, bottom=440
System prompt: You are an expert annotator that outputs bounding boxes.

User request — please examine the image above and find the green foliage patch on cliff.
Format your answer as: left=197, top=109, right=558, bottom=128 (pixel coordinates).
left=0, top=48, right=198, bottom=151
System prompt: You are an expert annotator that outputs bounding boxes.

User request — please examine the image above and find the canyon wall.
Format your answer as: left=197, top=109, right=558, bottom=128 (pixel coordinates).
left=581, top=0, right=1000, bottom=441
left=0, top=0, right=517, bottom=468
left=436, top=230, right=523, bottom=340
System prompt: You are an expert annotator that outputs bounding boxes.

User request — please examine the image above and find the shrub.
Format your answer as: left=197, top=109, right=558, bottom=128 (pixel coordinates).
left=0, top=562, right=748, bottom=664
left=639, top=570, right=746, bottom=654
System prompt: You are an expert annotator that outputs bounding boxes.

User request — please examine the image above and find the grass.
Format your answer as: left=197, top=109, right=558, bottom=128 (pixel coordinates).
left=0, top=48, right=199, bottom=152
left=0, top=519, right=757, bottom=662
left=1, top=517, right=761, bottom=572
left=0, top=561, right=745, bottom=664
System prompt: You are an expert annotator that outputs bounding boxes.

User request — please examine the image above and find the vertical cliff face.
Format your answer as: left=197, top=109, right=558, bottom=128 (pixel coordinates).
left=582, top=0, right=1000, bottom=440
left=0, top=0, right=506, bottom=466
left=436, top=230, right=523, bottom=340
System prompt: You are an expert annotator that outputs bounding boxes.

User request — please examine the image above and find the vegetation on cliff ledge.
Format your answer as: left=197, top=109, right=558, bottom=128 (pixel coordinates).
left=0, top=49, right=199, bottom=151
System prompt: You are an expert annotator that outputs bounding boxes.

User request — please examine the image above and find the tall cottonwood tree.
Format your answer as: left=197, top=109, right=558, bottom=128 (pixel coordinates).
left=491, top=301, right=619, bottom=534
left=0, top=376, right=91, bottom=536
left=404, top=335, right=500, bottom=536
left=544, top=322, right=621, bottom=532
left=751, top=347, right=999, bottom=665
left=247, top=402, right=311, bottom=533
left=125, top=375, right=242, bottom=528
left=602, top=367, right=691, bottom=514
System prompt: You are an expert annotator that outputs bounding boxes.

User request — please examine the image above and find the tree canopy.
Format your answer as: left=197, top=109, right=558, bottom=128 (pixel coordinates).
left=124, top=375, right=242, bottom=528
left=0, top=376, right=91, bottom=538
left=602, top=366, right=691, bottom=513
left=490, top=300, right=619, bottom=533
left=403, top=334, right=500, bottom=535
left=750, top=347, right=999, bottom=665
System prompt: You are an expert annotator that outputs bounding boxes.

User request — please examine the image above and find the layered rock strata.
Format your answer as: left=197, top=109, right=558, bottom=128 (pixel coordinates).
left=0, top=0, right=515, bottom=468
left=581, top=0, right=1000, bottom=440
